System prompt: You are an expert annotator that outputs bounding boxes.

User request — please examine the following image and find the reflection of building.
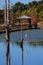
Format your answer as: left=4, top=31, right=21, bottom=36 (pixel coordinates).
left=17, top=15, right=31, bottom=28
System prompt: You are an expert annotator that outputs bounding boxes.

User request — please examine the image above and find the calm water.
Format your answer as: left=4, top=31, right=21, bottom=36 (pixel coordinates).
left=0, top=29, right=43, bottom=65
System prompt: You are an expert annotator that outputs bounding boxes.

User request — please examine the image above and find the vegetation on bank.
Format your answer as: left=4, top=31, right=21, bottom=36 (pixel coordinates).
left=0, top=0, right=43, bottom=25
left=30, top=41, right=43, bottom=45
left=11, top=0, right=43, bottom=21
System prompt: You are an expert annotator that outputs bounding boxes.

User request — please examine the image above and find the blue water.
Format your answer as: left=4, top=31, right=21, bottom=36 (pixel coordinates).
left=0, top=29, right=43, bottom=65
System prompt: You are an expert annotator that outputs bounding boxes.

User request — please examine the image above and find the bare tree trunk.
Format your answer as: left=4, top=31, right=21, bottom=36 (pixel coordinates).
left=4, top=0, right=7, bottom=26
left=4, top=0, right=10, bottom=65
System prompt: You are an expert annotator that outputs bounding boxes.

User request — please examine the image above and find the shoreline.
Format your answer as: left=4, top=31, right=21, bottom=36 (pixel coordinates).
left=0, top=27, right=29, bottom=33
left=0, top=28, right=41, bottom=33
left=0, top=26, right=41, bottom=33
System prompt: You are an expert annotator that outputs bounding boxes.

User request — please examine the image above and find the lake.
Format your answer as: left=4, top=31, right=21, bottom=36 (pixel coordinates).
left=0, top=29, right=43, bottom=65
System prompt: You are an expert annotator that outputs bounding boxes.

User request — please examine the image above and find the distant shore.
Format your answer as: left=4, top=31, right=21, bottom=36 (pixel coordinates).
left=0, top=26, right=29, bottom=33
left=29, top=41, right=43, bottom=45
left=0, top=26, right=40, bottom=33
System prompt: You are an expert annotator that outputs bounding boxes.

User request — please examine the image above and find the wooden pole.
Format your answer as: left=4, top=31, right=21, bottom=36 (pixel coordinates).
left=20, top=18, right=23, bottom=43
left=22, top=43, right=23, bottom=65
left=19, top=19, right=23, bottom=65
left=20, top=21, right=23, bottom=65
left=19, top=9, right=24, bottom=65
left=19, top=11, right=23, bottom=65
left=4, top=0, right=10, bottom=65
left=7, top=0, right=10, bottom=25
left=6, top=40, right=10, bottom=65
left=4, top=0, right=7, bottom=26
left=21, top=39, right=23, bottom=65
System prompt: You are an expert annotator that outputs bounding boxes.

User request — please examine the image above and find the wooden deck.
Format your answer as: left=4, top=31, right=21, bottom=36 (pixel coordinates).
left=0, top=25, right=29, bottom=33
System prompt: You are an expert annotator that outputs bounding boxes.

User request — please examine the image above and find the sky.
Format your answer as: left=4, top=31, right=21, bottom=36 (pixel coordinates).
left=0, top=0, right=40, bottom=9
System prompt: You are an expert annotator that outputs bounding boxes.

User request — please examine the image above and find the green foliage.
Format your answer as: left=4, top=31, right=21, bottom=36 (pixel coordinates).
left=11, top=2, right=26, bottom=13
left=0, top=0, right=43, bottom=25
left=11, top=1, right=43, bottom=21
left=21, top=10, right=26, bottom=15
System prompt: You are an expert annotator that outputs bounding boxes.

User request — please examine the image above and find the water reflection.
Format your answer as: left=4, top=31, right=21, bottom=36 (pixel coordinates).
left=0, top=42, right=6, bottom=65
left=10, top=42, right=22, bottom=65
left=0, top=30, right=43, bottom=65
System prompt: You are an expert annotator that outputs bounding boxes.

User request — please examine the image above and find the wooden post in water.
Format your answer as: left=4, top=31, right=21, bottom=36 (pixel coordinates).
left=21, top=41, right=23, bottom=65
left=18, top=8, right=23, bottom=64
left=20, top=21, right=23, bottom=65
left=4, top=0, right=10, bottom=65
left=18, top=19, right=23, bottom=65
left=21, top=23, right=23, bottom=65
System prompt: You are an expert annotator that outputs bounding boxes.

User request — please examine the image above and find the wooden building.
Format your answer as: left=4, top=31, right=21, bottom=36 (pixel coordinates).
left=17, top=15, right=31, bottom=28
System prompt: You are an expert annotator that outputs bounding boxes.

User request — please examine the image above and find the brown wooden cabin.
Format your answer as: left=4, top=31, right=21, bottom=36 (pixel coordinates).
left=17, top=15, right=31, bottom=29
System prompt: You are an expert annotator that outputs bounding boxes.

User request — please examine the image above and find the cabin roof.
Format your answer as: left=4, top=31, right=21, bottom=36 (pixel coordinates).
left=17, top=15, right=31, bottom=19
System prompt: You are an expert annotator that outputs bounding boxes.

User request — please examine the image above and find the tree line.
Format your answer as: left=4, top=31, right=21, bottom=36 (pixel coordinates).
left=0, top=0, right=43, bottom=25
